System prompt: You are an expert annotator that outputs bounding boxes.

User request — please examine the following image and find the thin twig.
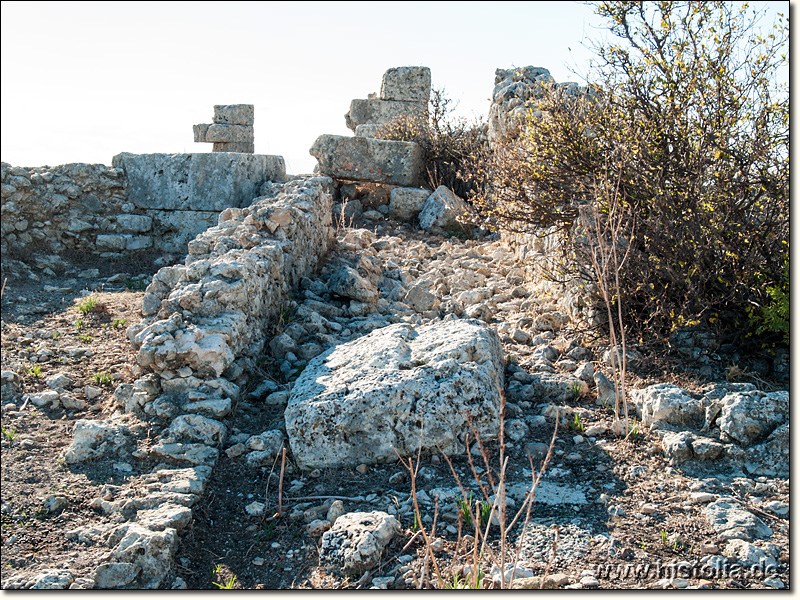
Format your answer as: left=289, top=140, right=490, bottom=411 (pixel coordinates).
left=277, top=446, right=286, bottom=517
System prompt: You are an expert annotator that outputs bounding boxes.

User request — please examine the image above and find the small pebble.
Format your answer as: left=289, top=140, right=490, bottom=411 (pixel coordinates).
left=356, top=463, right=369, bottom=475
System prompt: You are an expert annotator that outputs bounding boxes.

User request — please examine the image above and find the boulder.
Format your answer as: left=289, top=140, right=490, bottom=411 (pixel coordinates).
left=717, top=390, right=788, bottom=446
left=63, top=419, right=130, bottom=464
left=703, top=499, right=773, bottom=541
left=106, top=523, right=179, bottom=588
left=309, top=135, right=423, bottom=187
left=743, top=422, right=789, bottom=478
left=285, top=319, right=504, bottom=468
left=418, top=186, right=470, bottom=233
left=631, top=383, right=704, bottom=429
left=389, top=186, right=431, bottom=222
left=319, top=511, right=401, bottom=575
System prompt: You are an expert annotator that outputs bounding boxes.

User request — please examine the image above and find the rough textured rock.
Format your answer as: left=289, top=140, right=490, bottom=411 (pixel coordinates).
left=632, top=383, right=704, bottom=429
left=63, top=419, right=131, bottom=464
left=743, top=422, right=789, bottom=478
left=105, top=523, right=179, bottom=588
left=389, top=186, right=431, bottom=222
left=309, top=135, right=423, bottom=187
left=113, top=152, right=285, bottom=211
left=380, top=66, right=431, bottom=103
left=345, top=99, right=426, bottom=131
left=703, top=499, right=773, bottom=541
left=418, top=185, right=469, bottom=233
left=717, top=390, right=788, bottom=445
left=319, top=511, right=401, bottom=574
left=129, top=176, right=333, bottom=378
left=285, top=319, right=504, bottom=468
left=487, top=66, right=555, bottom=147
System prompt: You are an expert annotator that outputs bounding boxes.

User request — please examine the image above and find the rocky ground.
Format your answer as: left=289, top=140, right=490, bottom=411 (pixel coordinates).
left=0, top=207, right=790, bottom=590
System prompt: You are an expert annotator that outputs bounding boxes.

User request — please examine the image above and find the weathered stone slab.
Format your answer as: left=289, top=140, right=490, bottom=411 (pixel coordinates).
left=205, top=124, right=254, bottom=143
left=212, top=142, right=255, bottom=153
left=309, top=135, right=422, bottom=187
left=345, top=98, right=426, bottom=131
left=213, top=104, right=254, bottom=125
left=192, top=124, right=209, bottom=143
left=389, top=186, right=431, bottom=222
left=354, top=124, right=383, bottom=138
left=112, top=153, right=286, bottom=211
left=380, top=66, right=431, bottom=103
left=319, top=511, right=401, bottom=575
left=146, top=209, right=220, bottom=254
left=285, top=319, right=504, bottom=468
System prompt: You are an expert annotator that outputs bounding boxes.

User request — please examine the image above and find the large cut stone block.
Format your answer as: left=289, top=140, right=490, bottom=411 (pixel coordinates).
left=380, top=66, right=431, bottom=103
left=345, top=98, right=426, bottom=131
left=285, top=319, right=504, bottom=468
left=205, top=124, right=254, bottom=143
left=192, top=124, right=209, bottom=143
left=112, top=153, right=286, bottom=211
left=309, top=135, right=422, bottom=187
left=212, top=142, right=254, bottom=153
left=213, top=104, right=254, bottom=125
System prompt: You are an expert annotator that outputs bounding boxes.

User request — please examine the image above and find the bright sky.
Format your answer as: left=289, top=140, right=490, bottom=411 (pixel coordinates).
left=0, top=1, right=789, bottom=175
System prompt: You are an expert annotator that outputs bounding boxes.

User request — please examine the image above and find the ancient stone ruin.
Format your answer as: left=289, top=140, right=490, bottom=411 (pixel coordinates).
left=0, top=65, right=789, bottom=591
left=193, top=104, right=255, bottom=153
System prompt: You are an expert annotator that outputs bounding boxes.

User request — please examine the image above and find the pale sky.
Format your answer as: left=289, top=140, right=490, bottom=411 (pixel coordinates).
left=0, top=1, right=789, bottom=175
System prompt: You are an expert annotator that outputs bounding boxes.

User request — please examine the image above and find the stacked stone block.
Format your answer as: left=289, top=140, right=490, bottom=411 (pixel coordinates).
left=310, top=67, right=430, bottom=187
left=346, top=66, right=431, bottom=137
left=193, top=105, right=255, bottom=153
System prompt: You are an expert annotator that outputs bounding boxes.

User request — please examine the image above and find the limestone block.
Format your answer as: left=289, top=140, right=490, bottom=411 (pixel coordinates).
left=285, top=319, right=504, bottom=468
left=146, top=210, right=220, bottom=253
left=319, top=511, right=401, bottom=574
left=212, top=142, right=255, bottom=153
left=96, top=234, right=127, bottom=251
left=345, top=98, right=426, bottom=131
left=193, top=124, right=209, bottom=143
left=214, top=104, right=254, bottom=125
left=380, top=66, right=431, bottom=103
left=205, top=124, right=254, bottom=143
left=125, top=235, right=153, bottom=250
left=309, top=135, right=423, bottom=187
left=112, top=153, right=286, bottom=211
left=631, top=384, right=705, bottom=429
left=107, top=523, right=179, bottom=588
left=354, top=124, right=384, bottom=138
left=703, top=500, right=773, bottom=541
left=419, top=185, right=470, bottom=233
left=116, top=214, right=153, bottom=233
left=389, top=186, right=431, bottom=222
left=63, top=419, right=130, bottom=464
left=718, top=390, right=788, bottom=445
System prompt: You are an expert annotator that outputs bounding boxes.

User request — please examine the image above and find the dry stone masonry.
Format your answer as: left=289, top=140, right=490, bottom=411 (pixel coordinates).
left=310, top=67, right=430, bottom=187
left=193, top=104, right=255, bottom=153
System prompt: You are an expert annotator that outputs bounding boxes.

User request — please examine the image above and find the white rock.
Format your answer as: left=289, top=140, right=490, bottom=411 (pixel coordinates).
left=245, top=502, right=266, bottom=517
left=718, top=390, right=788, bottom=446
left=105, top=523, right=178, bottom=589
left=286, top=320, right=504, bottom=468
left=64, top=419, right=130, bottom=463
left=319, top=511, right=401, bottom=574
left=631, top=383, right=704, bottom=428
left=418, top=186, right=469, bottom=233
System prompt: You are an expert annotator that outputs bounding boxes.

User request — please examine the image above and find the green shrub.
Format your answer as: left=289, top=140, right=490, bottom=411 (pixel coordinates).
left=375, top=88, right=486, bottom=198
left=469, top=2, right=788, bottom=349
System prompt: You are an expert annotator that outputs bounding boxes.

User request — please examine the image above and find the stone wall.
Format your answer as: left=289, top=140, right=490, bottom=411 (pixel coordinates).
left=127, top=175, right=334, bottom=388
left=1, top=153, right=287, bottom=264
left=1, top=162, right=131, bottom=261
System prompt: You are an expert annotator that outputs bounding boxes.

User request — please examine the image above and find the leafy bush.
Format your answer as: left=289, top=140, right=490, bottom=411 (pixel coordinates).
left=375, top=88, right=486, bottom=198
left=469, top=2, right=788, bottom=348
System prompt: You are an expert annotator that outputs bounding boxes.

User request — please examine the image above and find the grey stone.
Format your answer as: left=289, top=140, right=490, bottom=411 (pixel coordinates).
left=718, top=390, right=788, bottom=446
left=345, top=98, right=426, bottom=131
left=106, top=523, right=179, bottom=589
left=328, top=265, right=378, bottom=304
left=285, top=320, right=504, bottom=468
left=661, top=431, right=694, bottom=465
left=319, top=511, right=401, bottom=574
left=136, top=503, right=192, bottom=532
left=112, top=153, right=286, bottom=211
left=703, top=499, right=773, bottom=541
left=380, top=66, right=431, bottom=103
left=64, top=419, right=130, bottom=463
left=389, top=186, right=430, bottom=222
left=309, top=135, right=423, bottom=187
left=205, top=124, right=254, bottom=143
left=632, top=383, right=704, bottom=429
left=418, top=185, right=469, bottom=233
left=29, top=569, right=74, bottom=589
left=94, top=562, right=141, bottom=589
left=116, top=214, right=153, bottom=233
left=213, top=104, right=254, bottom=125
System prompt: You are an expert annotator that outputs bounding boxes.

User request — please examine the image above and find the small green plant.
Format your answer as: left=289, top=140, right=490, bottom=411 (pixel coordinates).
left=1, top=426, right=17, bottom=441
left=445, top=569, right=483, bottom=590
left=569, top=380, right=584, bottom=400
left=74, top=318, right=84, bottom=331
left=92, top=372, right=113, bottom=386
left=412, top=512, right=421, bottom=531
left=79, top=334, right=93, bottom=343
left=112, top=318, right=127, bottom=329
left=569, top=413, right=584, bottom=433
left=661, top=530, right=668, bottom=546
left=26, top=365, right=42, bottom=378
left=77, top=296, right=99, bottom=315
left=628, top=418, right=639, bottom=439
left=125, top=277, right=148, bottom=291
left=457, top=492, right=492, bottom=529
left=211, top=565, right=236, bottom=589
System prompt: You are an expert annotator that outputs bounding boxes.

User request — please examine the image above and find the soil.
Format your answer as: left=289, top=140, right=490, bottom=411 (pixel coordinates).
left=0, top=225, right=790, bottom=590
